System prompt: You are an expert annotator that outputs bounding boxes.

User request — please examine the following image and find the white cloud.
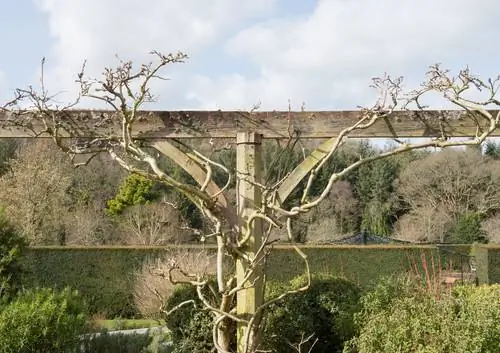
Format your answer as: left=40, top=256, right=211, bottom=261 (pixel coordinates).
left=33, top=0, right=500, bottom=110
left=34, top=0, right=277, bottom=106
left=189, top=0, right=500, bottom=109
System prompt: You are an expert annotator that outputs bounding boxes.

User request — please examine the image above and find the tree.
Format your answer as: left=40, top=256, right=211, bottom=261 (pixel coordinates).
left=308, top=180, right=359, bottom=242
left=3, top=54, right=500, bottom=353
left=64, top=153, right=124, bottom=245
left=0, top=139, right=73, bottom=244
left=480, top=214, right=500, bottom=243
left=106, top=173, right=160, bottom=216
left=0, top=140, right=123, bottom=245
left=311, top=141, right=426, bottom=237
left=395, top=149, right=500, bottom=243
left=120, top=202, right=192, bottom=245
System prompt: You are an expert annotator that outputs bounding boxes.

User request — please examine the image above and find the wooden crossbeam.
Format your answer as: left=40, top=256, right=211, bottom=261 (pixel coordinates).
left=0, top=109, right=499, bottom=139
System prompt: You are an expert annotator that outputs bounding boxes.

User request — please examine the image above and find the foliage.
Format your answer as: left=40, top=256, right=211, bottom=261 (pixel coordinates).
left=64, top=153, right=124, bottom=245
left=344, top=277, right=500, bottom=353
left=21, top=245, right=489, bottom=319
left=357, top=157, right=399, bottom=236
left=20, top=247, right=163, bottom=318
left=262, top=274, right=361, bottom=353
left=0, top=208, right=26, bottom=301
left=483, top=245, right=500, bottom=284
left=0, top=139, right=18, bottom=176
left=308, top=180, right=359, bottom=241
left=91, top=319, right=165, bottom=332
left=79, top=329, right=172, bottom=353
left=265, top=246, right=440, bottom=285
left=308, top=141, right=424, bottom=238
left=107, top=174, right=160, bottom=216
left=163, top=274, right=360, bottom=353
left=483, top=140, right=500, bottom=159
left=120, top=203, right=191, bottom=245
left=164, top=279, right=234, bottom=353
left=449, top=212, right=487, bottom=244
left=0, top=287, right=87, bottom=353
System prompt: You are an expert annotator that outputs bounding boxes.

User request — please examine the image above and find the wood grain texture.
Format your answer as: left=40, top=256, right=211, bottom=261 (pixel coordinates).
left=1, top=109, right=499, bottom=139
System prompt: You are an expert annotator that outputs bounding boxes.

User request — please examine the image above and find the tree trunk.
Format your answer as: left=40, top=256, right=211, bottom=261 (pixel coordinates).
left=217, top=322, right=232, bottom=353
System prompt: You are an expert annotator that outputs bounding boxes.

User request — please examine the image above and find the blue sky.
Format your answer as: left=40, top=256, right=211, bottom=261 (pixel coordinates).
left=1, top=0, right=499, bottom=111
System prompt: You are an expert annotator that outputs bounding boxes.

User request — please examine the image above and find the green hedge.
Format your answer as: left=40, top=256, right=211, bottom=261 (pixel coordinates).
left=20, top=247, right=170, bottom=318
left=265, top=245, right=440, bottom=287
left=436, top=244, right=472, bottom=270
left=485, top=245, right=500, bottom=284
left=19, top=245, right=495, bottom=319
left=471, top=245, right=489, bottom=284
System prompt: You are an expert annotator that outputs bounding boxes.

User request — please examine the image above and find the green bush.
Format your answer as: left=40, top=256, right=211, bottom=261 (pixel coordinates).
left=449, top=212, right=487, bottom=244
left=106, top=174, right=159, bottom=216
left=0, top=209, right=26, bottom=301
left=164, top=279, right=235, bottom=353
left=344, top=278, right=500, bottom=353
left=262, top=274, right=361, bottom=353
left=0, top=287, right=87, bottom=353
left=164, top=275, right=360, bottom=353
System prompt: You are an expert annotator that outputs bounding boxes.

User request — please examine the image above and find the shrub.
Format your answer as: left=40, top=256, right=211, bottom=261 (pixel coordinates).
left=449, top=212, right=487, bottom=244
left=262, top=274, right=361, bottom=353
left=0, top=209, right=26, bottom=301
left=163, top=279, right=234, bottom=353
left=0, top=287, right=87, bottom=353
left=344, top=277, right=500, bottom=353
left=164, top=274, right=360, bottom=353
left=106, top=174, right=158, bottom=216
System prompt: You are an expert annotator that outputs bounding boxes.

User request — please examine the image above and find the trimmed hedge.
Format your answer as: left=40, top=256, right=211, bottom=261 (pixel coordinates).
left=19, top=245, right=499, bottom=318
left=486, top=246, right=500, bottom=284
left=471, top=245, right=490, bottom=284
left=266, top=245, right=440, bottom=286
left=20, top=247, right=169, bottom=318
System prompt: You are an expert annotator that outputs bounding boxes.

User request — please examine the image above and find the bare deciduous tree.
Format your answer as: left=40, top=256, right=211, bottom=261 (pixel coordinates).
left=393, top=207, right=454, bottom=243
left=0, top=140, right=73, bottom=244
left=64, top=204, right=117, bottom=245
left=120, top=202, right=191, bottom=245
left=481, top=214, right=500, bottom=244
left=395, top=149, right=500, bottom=242
left=2, top=53, right=500, bottom=353
left=308, top=180, right=359, bottom=242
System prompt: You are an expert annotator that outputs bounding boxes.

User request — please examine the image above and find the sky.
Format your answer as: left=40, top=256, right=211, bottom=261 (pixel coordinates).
left=1, top=0, right=499, bottom=111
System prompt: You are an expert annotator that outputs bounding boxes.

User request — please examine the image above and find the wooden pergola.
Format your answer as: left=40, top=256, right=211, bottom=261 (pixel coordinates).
left=1, top=108, right=497, bottom=351
left=2, top=109, right=498, bottom=139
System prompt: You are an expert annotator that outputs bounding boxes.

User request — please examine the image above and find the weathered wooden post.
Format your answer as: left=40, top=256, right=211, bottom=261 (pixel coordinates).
left=236, top=132, right=264, bottom=352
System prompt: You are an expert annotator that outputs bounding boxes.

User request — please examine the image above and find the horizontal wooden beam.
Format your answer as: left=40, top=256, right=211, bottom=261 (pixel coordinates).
left=0, top=109, right=499, bottom=139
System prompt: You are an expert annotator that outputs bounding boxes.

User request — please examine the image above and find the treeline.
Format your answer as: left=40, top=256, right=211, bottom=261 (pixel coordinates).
left=1, top=138, right=499, bottom=245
